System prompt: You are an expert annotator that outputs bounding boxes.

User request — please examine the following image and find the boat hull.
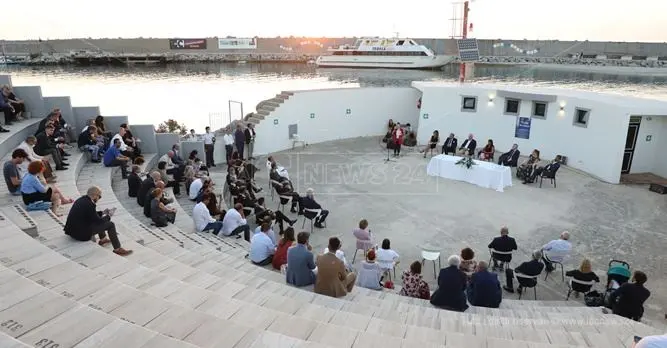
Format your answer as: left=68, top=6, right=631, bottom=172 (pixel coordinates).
left=315, top=55, right=455, bottom=69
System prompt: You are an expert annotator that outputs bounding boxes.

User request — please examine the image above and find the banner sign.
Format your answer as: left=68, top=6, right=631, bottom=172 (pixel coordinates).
left=218, top=38, right=257, bottom=50
left=169, top=39, right=207, bottom=50
left=515, top=117, right=531, bottom=139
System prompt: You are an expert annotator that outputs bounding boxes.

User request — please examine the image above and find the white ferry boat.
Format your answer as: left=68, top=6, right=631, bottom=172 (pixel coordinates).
left=316, top=37, right=455, bottom=69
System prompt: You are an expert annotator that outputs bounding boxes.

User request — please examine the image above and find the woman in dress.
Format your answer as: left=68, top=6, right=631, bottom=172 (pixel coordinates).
left=399, top=261, right=431, bottom=299
left=391, top=125, right=404, bottom=157
left=479, top=139, right=495, bottom=161
left=518, top=149, right=541, bottom=180
left=424, top=130, right=440, bottom=158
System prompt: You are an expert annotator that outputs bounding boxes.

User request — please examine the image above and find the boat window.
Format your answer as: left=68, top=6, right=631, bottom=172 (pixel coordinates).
left=397, top=40, right=404, bottom=46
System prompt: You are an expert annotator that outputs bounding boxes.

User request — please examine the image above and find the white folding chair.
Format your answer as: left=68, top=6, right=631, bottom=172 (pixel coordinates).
left=566, top=277, right=597, bottom=300
left=488, top=248, right=513, bottom=271
left=515, top=273, right=539, bottom=300
left=302, top=208, right=325, bottom=232
left=421, top=249, right=442, bottom=279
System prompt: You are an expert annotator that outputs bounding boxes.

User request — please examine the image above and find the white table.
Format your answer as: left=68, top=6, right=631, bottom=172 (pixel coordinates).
left=426, top=155, right=513, bottom=192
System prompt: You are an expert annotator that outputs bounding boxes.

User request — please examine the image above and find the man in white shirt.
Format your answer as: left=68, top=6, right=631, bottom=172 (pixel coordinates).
left=188, top=176, right=208, bottom=201
left=17, top=136, right=56, bottom=181
left=192, top=195, right=222, bottom=234
left=159, top=151, right=176, bottom=170
left=221, top=203, right=250, bottom=241
left=542, top=231, right=572, bottom=272
left=223, top=131, right=234, bottom=164
left=253, top=223, right=277, bottom=246
left=183, top=129, right=198, bottom=141
left=203, top=126, right=216, bottom=168
left=111, top=126, right=136, bottom=159
left=634, top=334, right=667, bottom=348
left=249, top=222, right=276, bottom=266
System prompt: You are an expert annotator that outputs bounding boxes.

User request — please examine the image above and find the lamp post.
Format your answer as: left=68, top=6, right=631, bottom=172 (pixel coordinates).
left=459, top=0, right=470, bottom=83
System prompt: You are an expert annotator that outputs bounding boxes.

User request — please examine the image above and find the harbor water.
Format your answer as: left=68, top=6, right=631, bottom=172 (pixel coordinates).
left=3, top=63, right=667, bottom=132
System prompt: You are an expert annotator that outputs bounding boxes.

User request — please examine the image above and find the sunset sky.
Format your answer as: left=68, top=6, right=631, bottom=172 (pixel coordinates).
left=3, top=0, right=665, bottom=42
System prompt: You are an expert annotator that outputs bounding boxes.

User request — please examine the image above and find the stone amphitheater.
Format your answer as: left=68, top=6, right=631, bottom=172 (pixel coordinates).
left=0, top=73, right=665, bottom=347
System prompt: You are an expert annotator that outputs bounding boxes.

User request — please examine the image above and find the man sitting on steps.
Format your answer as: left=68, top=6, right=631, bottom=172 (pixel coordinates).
left=221, top=203, right=251, bottom=241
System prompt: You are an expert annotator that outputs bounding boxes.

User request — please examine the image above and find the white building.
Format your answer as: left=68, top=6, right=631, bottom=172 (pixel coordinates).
left=249, top=83, right=667, bottom=184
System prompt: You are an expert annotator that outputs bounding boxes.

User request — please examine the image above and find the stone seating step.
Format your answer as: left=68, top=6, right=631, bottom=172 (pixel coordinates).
left=0, top=205, right=39, bottom=237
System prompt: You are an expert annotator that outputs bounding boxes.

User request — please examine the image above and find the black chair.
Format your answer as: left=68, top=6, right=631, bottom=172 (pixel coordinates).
left=488, top=248, right=513, bottom=271
left=566, top=278, right=596, bottom=300
left=515, top=273, right=539, bottom=300
left=539, top=165, right=560, bottom=188
left=543, top=254, right=565, bottom=282
left=301, top=208, right=325, bottom=233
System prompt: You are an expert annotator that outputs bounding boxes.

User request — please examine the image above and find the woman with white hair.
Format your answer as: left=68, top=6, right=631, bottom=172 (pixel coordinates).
left=429, top=254, right=469, bottom=312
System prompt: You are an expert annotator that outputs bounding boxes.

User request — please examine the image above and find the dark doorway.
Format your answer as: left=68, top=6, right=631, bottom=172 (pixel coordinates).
left=622, top=116, right=641, bottom=174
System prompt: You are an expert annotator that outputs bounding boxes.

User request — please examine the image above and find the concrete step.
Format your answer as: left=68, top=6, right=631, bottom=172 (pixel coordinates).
left=256, top=109, right=271, bottom=116
left=0, top=205, right=38, bottom=237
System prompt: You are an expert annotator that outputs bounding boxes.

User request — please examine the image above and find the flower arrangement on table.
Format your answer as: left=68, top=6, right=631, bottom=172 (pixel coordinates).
left=455, top=156, right=477, bottom=169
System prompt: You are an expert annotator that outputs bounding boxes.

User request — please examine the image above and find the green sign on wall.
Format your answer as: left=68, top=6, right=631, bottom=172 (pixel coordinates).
left=273, top=119, right=279, bottom=125
left=310, top=113, right=315, bottom=119
left=423, top=113, right=429, bottom=119
left=345, top=108, right=351, bottom=115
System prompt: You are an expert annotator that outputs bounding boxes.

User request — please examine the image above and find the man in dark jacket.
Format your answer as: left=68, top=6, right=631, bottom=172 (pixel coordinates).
left=243, top=123, right=256, bottom=160
left=137, top=171, right=160, bottom=206
left=430, top=255, right=469, bottom=312
left=64, top=186, right=132, bottom=256
left=488, top=226, right=518, bottom=270
left=127, top=165, right=142, bottom=198
left=77, top=125, right=101, bottom=163
left=234, top=123, right=245, bottom=160
left=609, top=271, right=650, bottom=321
left=503, top=250, right=544, bottom=294
left=497, top=144, right=520, bottom=167
left=301, top=188, right=328, bottom=228
left=466, top=261, right=502, bottom=308
left=35, top=126, right=67, bottom=170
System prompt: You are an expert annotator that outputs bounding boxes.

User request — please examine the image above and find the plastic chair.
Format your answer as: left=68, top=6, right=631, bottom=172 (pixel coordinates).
left=543, top=252, right=566, bottom=282
left=301, top=208, right=325, bottom=232
left=539, top=165, right=560, bottom=188
left=352, top=232, right=374, bottom=264
left=488, top=248, right=513, bottom=271
left=276, top=194, right=293, bottom=213
left=515, top=273, right=539, bottom=300
left=421, top=249, right=442, bottom=279
left=566, top=277, right=597, bottom=300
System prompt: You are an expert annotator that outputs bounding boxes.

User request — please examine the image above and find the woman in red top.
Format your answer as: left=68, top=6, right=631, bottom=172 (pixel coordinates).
left=272, top=227, right=295, bottom=270
left=391, top=125, right=404, bottom=157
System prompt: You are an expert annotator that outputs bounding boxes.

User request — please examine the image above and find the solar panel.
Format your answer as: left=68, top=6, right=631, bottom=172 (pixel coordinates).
left=459, top=50, right=480, bottom=61
left=457, top=39, right=480, bottom=62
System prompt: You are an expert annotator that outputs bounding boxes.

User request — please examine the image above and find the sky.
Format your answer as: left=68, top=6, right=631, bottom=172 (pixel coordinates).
left=3, top=0, right=666, bottom=42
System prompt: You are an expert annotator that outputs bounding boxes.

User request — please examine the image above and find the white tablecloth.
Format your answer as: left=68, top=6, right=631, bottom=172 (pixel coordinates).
left=426, top=155, right=513, bottom=192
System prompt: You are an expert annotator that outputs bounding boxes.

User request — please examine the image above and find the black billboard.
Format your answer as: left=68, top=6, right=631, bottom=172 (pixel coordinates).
left=169, top=39, right=207, bottom=50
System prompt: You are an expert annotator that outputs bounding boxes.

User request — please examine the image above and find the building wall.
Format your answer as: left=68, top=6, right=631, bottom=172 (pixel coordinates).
left=631, top=116, right=662, bottom=174
left=253, top=87, right=420, bottom=156
left=654, top=118, right=667, bottom=179
left=416, top=85, right=629, bottom=184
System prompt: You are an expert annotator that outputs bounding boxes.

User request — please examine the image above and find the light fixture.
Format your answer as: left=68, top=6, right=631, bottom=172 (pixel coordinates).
left=559, top=100, right=566, bottom=111
left=488, top=93, right=495, bottom=103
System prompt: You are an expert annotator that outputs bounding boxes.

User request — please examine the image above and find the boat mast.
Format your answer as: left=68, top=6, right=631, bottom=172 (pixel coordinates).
left=459, top=0, right=470, bottom=83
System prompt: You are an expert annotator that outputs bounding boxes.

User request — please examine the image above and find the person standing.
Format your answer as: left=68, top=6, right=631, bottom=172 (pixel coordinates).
left=391, top=125, right=404, bottom=157
left=223, top=131, right=234, bottom=164
left=203, top=126, right=216, bottom=168
left=234, top=124, right=246, bottom=160
left=244, top=123, right=256, bottom=160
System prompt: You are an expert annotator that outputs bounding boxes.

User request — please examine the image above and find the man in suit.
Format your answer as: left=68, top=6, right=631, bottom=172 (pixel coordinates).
left=64, top=186, right=132, bottom=256
left=498, top=144, right=520, bottom=167
left=441, top=133, right=458, bottom=155
left=466, top=261, right=502, bottom=308
left=171, top=144, right=185, bottom=167
left=301, top=188, right=328, bottom=228
left=456, top=133, right=477, bottom=156
left=137, top=171, right=160, bottom=206
left=503, top=250, right=544, bottom=294
left=488, top=226, right=518, bottom=270
left=315, top=237, right=356, bottom=297
left=234, top=123, right=245, bottom=160
left=286, top=232, right=317, bottom=287
left=35, top=126, right=67, bottom=170
left=430, top=255, right=469, bottom=312
left=244, top=123, right=256, bottom=160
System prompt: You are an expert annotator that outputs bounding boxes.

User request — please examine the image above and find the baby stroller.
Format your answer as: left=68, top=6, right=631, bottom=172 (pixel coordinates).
left=584, top=260, right=630, bottom=307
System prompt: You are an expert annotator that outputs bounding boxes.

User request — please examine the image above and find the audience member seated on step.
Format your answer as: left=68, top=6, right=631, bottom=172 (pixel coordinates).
left=376, top=238, right=400, bottom=277
left=273, top=180, right=301, bottom=213
left=516, top=149, right=540, bottom=181
left=459, top=247, right=477, bottom=277
left=477, top=139, right=495, bottom=161
left=94, top=115, right=113, bottom=143
left=127, top=165, right=142, bottom=198
left=608, top=270, right=650, bottom=321
left=422, top=130, right=439, bottom=158
left=188, top=175, right=208, bottom=201
left=150, top=188, right=177, bottom=227
left=3, top=149, right=29, bottom=196
left=137, top=171, right=160, bottom=206
left=187, top=150, right=207, bottom=174
left=316, top=237, right=357, bottom=297
left=287, top=232, right=317, bottom=287
left=77, top=125, right=101, bottom=163
left=3, top=85, right=25, bottom=120
left=488, top=226, right=518, bottom=270
left=356, top=249, right=383, bottom=290
left=221, top=203, right=251, bottom=240
left=430, top=255, right=469, bottom=312
left=250, top=222, right=277, bottom=266
left=399, top=261, right=431, bottom=300
left=121, top=123, right=141, bottom=157
left=254, top=197, right=297, bottom=233
left=0, top=85, right=17, bottom=128
left=21, top=160, right=65, bottom=214
left=633, top=334, right=667, bottom=348
left=523, top=155, right=561, bottom=184
left=65, top=186, right=132, bottom=256
left=466, top=261, right=502, bottom=308
left=103, top=138, right=130, bottom=179
left=503, top=250, right=544, bottom=294
left=272, top=227, right=295, bottom=271
left=497, top=144, right=520, bottom=167
left=441, top=133, right=458, bottom=155
left=301, top=188, right=328, bottom=228
left=184, top=165, right=196, bottom=194
left=160, top=149, right=183, bottom=181
left=253, top=221, right=278, bottom=245
left=144, top=181, right=173, bottom=218
left=193, top=194, right=223, bottom=234
left=323, top=241, right=353, bottom=272
left=456, top=133, right=477, bottom=157
left=542, top=230, right=572, bottom=273
left=111, top=126, right=137, bottom=160
left=157, top=160, right=181, bottom=196
left=35, top=126, right=68, bottom=171
left=201, top=191, right=224, bottom=220
left=565, top=258, right=599, bottom=298
left=52, top=108, right=72, bottom=143
left=353, top=219, right=373, bottom=253
left=17, top=136, right=56, bottom=182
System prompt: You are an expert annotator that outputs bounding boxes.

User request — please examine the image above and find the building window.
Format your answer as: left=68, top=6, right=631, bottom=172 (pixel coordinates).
left=504, top=98, right=520, bottom=115
left=532, top=101, right=547, bottom=119
left=461, top=96, right=477, bottom=112
left=573, top=108, right=590, bottom=127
